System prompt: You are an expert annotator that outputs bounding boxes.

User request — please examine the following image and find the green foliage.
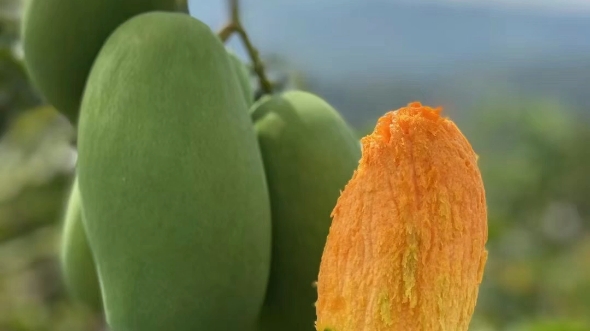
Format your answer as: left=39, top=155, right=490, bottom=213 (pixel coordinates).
left=0, top=48, right=43, bottom=121
left=0, top=45, right=44, bottom=136
left=507, top=318, right=590, bottom=331
left=457, top=94, right=590, bottom=328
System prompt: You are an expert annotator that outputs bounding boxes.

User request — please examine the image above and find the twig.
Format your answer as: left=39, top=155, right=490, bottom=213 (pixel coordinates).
left=235, top=28, right=273, bottom=94
left=230, top=0, right=239, bottom=22
left=218, top=23, right=237, bottom=43
left=175, top=0, right=189, bottom=13
left=217, top=0, right=273, bottom=95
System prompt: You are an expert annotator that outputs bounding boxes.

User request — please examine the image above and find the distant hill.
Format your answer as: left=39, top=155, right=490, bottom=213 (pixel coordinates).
left=190, top=0, right=590, bottom=127
left=305, top=55, right=590, bottom=128
left=239, top=0, right=590, bottom=75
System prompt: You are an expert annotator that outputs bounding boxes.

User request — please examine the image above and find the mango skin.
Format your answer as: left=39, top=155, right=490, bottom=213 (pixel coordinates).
left=59, top=175, right=102, bottom=311
left=21, top=0, right=176, bottom=124
left=251, top=91, right=361, bottom=331
left=227, top=48, right=254, bottom=107
left=77, top=12, right=271, bottom=331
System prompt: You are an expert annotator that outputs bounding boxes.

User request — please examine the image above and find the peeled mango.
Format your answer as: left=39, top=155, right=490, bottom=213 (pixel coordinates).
left=77, top=12, right=271, bottom=331
left=315, top=102, right=488, bottom=331
left=21, top=0, right=176, bottom=124
left=251, top=90, right=361, bottom=331
left=59, top=175, right=102, bottom=311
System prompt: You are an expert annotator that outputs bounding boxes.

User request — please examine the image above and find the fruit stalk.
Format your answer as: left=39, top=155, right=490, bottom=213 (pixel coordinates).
left=217, top=0, right=273, bottom=95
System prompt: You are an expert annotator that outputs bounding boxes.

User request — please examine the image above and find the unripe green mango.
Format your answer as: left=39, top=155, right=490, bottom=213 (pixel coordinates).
left=251, top=90, right=361, bottom=331
left=21, top=0, right=176, bottom=124
left=77, top=12, right=271, bottom=331
left=227, top=48, right=254, bottom=107
left=60, top=175, right=102, bottom=311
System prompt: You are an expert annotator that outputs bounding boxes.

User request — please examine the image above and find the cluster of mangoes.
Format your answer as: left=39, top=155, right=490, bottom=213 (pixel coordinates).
left=22, top=1, right=361, bottom=330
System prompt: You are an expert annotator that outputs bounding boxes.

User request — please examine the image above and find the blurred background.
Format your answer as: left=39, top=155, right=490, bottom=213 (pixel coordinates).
left=1, top=0, right=589, bottom=330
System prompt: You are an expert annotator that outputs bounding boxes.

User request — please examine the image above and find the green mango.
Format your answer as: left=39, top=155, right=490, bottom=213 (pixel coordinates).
left=59, top=175, right=102, bottom=311
left=21, top=0, right=176, bottom=124
left=77, top=12, right=272, bottom=331
left=227, top=48, right=254, bottom=107
left=251, top=90, right=361, bottom=330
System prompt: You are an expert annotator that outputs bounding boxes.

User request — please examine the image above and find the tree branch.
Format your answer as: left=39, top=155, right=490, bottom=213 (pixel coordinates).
left=175, top=0, right=189, bottom=13
left=235, top=28, right=273, bottom=94
left=218, top=23, right=237, bottom=43
left=230, top=0, right=239, bottom=23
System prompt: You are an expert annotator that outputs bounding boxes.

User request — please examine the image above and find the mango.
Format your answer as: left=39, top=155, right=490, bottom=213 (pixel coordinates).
left=315, top=103, right=488, bottom=331
left=77, top=12, right=271, bottom=331
left=21, top=0, right=176, bottom=124
left=250, top=91, right=361, bottom=331
left=59, top=175, right=102, bottom=311
left=227, top=48, right=254, bottom=107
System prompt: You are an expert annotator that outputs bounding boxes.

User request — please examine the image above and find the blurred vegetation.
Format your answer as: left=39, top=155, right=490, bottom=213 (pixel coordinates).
left=1, top=1, right=589, bottom=331
left=463, top=95, right=590, bottom=330
left=0, top=1, right=103, bottom=330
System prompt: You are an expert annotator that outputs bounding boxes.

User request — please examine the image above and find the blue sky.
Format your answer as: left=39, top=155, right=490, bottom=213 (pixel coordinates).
left=189, top=0, right=590, bottom=23
left=186, top=0, right=590, bottom=89
left=187, top=0, right=590, bottom=57
left=186, top=0, right=590, bottom=124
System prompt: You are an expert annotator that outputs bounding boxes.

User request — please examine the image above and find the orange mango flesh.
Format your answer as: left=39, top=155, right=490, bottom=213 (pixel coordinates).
left=315, top=102, right=488, bottom=331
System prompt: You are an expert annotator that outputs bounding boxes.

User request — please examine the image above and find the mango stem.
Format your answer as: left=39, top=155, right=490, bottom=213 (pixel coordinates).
left=217, top=0, right=273, bottom=95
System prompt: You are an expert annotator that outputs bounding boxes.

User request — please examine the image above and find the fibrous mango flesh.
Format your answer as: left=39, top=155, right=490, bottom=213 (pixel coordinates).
left=77, top=12, right=271, bottom=331
left=59, top=175, right=102, bottom=312
left=21, top=0, right=176, bottom=124
left=251, top=91, right=361, bottom=331
left=315, top=102, right=488, bottom=331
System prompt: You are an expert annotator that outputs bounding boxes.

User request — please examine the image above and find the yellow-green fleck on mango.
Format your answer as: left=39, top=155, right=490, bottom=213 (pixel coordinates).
left=59, top=175, right=102, bottom=311
left=77, top=12, right=271, bottom=331
left=227, top=48, right=254, bottom=107
left=21, top=0, right=176, bottom=124
left=251, top=91, right=361, bottom=331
